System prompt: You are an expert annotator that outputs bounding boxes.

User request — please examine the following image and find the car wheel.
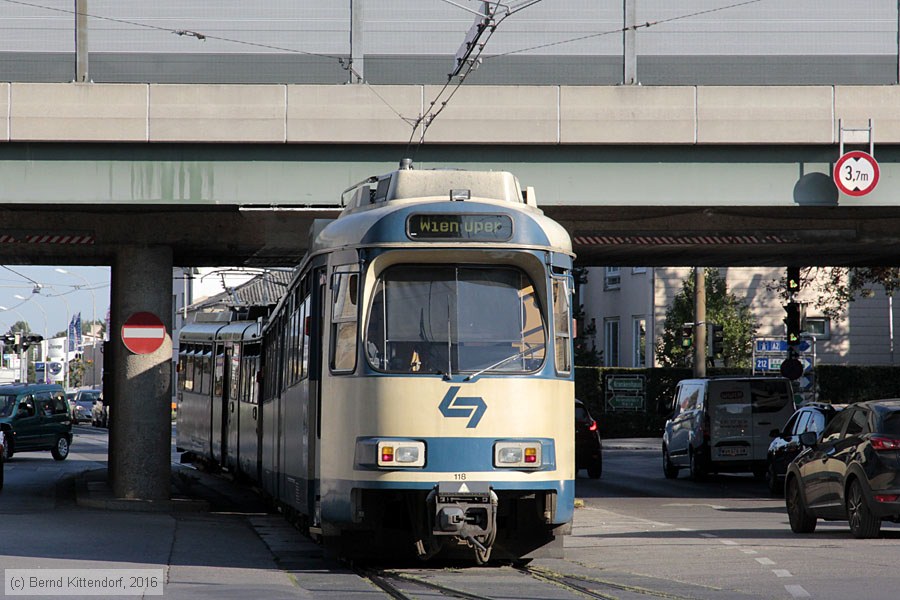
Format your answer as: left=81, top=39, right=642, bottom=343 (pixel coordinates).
left=689, top=449, right=706, bottom=481
left=847, top=479, right=881, bottom=539
left=51, top=436, right=70, bottom=461
left=588, top=456, right=602, bottom=479
left=766, top=462, right=783, bottom=497
left=663, top=447, right=679, bottom=479
left=786, top=477, right=817, bottom=533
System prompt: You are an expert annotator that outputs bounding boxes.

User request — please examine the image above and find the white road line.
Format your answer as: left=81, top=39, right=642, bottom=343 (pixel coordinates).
left=773, top=570, right=792, bottom=578
left=676, top=527, right=695, bottom=532
left=785, top=584, right=811, bottom=598
left=755, top=557, right=776, bottom=565
left=740, top=548, right=758, bottom=554
left=699, top=533, right=718, bottom=538
left=719, top=540, right=738, bottom=545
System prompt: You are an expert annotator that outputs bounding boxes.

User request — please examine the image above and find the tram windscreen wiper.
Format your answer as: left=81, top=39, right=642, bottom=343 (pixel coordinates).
left=463, top=343, right=545, bottom=381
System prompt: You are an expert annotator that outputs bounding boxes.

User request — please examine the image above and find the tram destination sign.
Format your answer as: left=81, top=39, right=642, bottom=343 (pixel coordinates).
left=407, top=214, right=512, bottom=241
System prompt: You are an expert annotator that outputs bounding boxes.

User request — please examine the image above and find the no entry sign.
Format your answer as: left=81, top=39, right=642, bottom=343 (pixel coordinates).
left=121, top=312, right=166, bottom=354
left=834, top=151, right=880, bottom=196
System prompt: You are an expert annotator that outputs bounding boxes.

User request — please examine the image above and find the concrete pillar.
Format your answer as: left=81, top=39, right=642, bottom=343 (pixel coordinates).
left=109, top=245, right=173, bottom=500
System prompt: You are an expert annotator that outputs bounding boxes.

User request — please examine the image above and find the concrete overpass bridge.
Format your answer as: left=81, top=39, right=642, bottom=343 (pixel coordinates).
left=4, top=81, right=900, bottom=500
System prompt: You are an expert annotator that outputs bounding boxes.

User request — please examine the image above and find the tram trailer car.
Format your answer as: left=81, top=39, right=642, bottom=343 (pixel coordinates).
left=177, top=160, right=575, bottom=563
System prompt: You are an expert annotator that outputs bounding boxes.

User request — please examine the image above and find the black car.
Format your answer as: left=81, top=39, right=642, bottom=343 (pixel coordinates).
left=766, top=402, right=844, bottom=495
left=786, top=399, right=900, bottom=538
left=575, top=399, right=602, bottom=479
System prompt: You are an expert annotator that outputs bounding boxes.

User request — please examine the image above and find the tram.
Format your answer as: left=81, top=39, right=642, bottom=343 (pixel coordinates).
left=177, top=160, right=575, bottom=563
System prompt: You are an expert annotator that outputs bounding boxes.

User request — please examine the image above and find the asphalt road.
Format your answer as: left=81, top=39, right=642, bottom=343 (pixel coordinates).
left=3, top=428, right=900, bottom=599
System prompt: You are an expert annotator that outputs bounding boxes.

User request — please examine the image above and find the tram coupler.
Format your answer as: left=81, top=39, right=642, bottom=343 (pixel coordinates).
left=428, top=482, right=497, bottom=540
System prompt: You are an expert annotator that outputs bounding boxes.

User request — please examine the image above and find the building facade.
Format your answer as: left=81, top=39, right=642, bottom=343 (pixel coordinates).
left=580, top=266, right=900, bottom=369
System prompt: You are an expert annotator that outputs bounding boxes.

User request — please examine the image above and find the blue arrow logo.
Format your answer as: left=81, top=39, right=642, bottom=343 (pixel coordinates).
left=439, top=386, right=486, bottom=428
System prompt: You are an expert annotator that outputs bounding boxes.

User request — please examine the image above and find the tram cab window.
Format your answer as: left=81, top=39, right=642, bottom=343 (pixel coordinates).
left=331, top=267, right=359, bottom=373
left=365, top=265, right=546, bottom=375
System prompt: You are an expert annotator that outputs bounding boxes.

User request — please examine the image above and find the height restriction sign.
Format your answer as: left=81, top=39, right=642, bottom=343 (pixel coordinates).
left=834, top=150, right=879, bottom=197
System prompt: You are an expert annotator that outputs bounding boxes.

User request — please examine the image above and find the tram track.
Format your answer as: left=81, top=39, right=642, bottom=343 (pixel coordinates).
left=355, top=564, right=703, bottom=600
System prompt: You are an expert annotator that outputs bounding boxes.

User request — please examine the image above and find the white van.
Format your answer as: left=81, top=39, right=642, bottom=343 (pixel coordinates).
left=662, top=377, right=795, bottom=480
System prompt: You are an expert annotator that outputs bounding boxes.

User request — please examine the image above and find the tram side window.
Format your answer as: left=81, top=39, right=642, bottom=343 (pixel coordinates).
left=299, top=293, right=309, bottom=379
left=330, top=267, right=359, bottom=373
left=553, top=277, right=572, bottom=374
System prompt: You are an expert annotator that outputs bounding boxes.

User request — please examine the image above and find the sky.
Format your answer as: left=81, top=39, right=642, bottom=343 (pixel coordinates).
left=0, top=265, right=110, bottom=339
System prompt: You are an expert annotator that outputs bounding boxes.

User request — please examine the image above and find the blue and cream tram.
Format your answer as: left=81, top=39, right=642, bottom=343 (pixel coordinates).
left=177, top=160, right=575, bottom=563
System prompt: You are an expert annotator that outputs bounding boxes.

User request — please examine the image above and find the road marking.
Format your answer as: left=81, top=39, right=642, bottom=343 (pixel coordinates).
left=785, top=585, right=811, bottom=598
left=719, top=540, right=738, bottom=545
left=676, top=527, right=694, bottom=532
left=773, top=570, right=792, bottom=578
left=755, top=557, right=776, bottom=565
left=699, top=533, right=718, bottom=538
left=740, top=549, right=758, bottom=554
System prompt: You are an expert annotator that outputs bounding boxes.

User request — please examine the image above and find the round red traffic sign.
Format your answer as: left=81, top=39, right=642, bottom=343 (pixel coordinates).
left=833, top=151, right=880, bottom=197
left=121, top=312, right=166, bottom=354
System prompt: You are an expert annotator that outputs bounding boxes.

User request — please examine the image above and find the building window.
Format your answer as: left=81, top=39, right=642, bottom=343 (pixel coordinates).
left=804, top=317, right=830, bottom=340
left=604, top=318, right=620, bottom=366
left=632, top=317, right=646, bottom=367
left=604, top=267, right=621, bottom=290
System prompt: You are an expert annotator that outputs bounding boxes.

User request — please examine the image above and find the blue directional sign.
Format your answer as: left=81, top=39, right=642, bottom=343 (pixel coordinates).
left=755, top=339, right=810, bottom=353
left=755, top=357, right=770, bottom=371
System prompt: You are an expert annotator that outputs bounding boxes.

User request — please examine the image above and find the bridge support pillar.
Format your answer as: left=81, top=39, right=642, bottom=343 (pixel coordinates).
left=108, top=245, right=173, bottom=501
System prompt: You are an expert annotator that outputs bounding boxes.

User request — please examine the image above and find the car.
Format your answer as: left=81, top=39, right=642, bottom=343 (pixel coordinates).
left=0, top=383, right=72, bottom=461
left=663, top=376, right=795, bottom=480
left=765, top=402, right=845, bottom=496
left=575, top=399, right=602, bottom=478
left=72, top=389, right=101, bottom=424
left=785, top=399, right=900, bottom=538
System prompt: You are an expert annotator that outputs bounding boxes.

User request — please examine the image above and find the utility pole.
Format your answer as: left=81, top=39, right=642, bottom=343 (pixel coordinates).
left=75, top=0, right=89, bottom=83
left=693, top=267, right=707, bottom=377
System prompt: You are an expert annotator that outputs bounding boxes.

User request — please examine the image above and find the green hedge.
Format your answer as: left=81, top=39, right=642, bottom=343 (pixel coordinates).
left=814, top=365, right=900, bottom=404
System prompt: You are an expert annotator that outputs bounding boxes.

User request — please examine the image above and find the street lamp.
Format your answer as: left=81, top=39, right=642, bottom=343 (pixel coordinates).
left=13, top=294, right=48, bottom=339
left=55, top=268, right=98, bottom=386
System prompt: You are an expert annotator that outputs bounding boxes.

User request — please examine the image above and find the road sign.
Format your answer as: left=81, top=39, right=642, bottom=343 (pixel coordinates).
left=780, top=357, right=804, bottom=380
left=121, top=312, right=166, bottom=355
left=755, top=339, right=810, bottom=353
left=834, top=151, right=879, bottom=196
left=605, top=374, right=645, bottom=411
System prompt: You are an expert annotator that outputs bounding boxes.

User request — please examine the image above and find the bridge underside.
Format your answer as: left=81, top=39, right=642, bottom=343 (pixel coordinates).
left=1, top=204, right=898, bottom=269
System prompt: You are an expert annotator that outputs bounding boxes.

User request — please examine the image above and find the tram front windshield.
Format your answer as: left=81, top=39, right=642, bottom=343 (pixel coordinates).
left=365, top=265, right=546, bottom=374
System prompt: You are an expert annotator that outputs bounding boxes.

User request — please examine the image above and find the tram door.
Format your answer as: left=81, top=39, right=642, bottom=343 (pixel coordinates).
left=210, top=344, right=226, bottom=463
left=225, top=342, right=241, bottom=471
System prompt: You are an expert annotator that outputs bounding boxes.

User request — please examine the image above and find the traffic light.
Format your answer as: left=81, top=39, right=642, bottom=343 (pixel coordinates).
left=787, top=266, right=801, bottom=294
left=680, top=324, right=693, bottom=349
left=785, top=302, right=801, bottom=345
left=709, top=324, right=724, bottom=356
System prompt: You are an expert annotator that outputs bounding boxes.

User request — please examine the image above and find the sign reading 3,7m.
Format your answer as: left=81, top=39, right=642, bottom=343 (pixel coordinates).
left=834, top=151, right=879, bottom=197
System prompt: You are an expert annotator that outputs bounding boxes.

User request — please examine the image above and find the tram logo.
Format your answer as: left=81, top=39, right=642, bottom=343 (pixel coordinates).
left=439, top=386, right=486, bottom=428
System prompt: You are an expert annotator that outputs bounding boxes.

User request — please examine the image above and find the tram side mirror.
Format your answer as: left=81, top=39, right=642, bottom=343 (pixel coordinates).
left=799, top=431, right=818, bottom=447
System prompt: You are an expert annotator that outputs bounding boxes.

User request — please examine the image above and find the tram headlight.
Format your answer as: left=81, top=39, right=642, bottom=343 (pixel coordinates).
left=494, top=441, right=542, bottom=468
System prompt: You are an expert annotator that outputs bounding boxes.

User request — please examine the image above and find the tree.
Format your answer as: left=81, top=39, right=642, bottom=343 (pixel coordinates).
left=770, top=267, right=900, bottom=321
left=656, top=268, right=758, bottom=368
left=573, top=267, right=602, bottom=366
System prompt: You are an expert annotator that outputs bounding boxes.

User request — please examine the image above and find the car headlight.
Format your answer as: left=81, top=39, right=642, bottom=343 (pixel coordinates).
left=494, top=441, right=541, bottom=468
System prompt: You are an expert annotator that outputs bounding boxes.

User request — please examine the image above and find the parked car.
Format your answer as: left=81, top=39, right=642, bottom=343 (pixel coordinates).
left=785, top=399, right=900, bottom=538
left=766, top=402, right=845, bottom=495
left=575, top=398, right=602, bottom=478
left=663, top=376, right=795, bottom=480
left=0, top=424, right=7, bottom=490
left=0, top=383, right=72, bottom=460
